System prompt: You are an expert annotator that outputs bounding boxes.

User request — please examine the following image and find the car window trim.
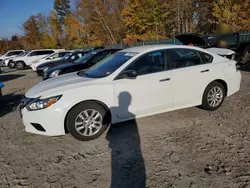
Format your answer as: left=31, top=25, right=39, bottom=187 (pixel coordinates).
left=166, top=48, right=213, bottom=71
left=114, top=49, right=167, bottom=81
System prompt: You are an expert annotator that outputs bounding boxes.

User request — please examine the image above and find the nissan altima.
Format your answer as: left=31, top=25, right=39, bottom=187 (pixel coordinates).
left=20, top=45, right=241, bottom=141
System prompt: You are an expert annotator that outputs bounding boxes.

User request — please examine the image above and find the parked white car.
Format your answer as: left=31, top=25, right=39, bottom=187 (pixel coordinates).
left=20, top=45, right=241, bottom=141
left=10, top=49, right=64, bottom=70
left=2, top=51, right=29, bottom=67
left=0, top=50, right=24, bottom=66
left=31, top=51, right=71, bottom=71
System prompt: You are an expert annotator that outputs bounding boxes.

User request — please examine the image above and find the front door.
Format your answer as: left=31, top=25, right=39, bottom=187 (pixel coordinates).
left=113, top=50, right=173, bottom=119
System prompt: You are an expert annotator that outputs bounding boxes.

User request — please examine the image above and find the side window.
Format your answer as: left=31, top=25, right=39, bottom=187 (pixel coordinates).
left=90, top=51, right=112, bottom=64
left=37, top=50, right=54, bottom=55
left=29, top=51, right=37, bottom=56
left=201, top=52, right=213, bottom=63
left=7, top=51, right=23, bottom=56
left=69, top=54, right=77, bottom=60
left=5, top=52, right=13, bottom=56
left=125, top=51, right=164, bottom=76
left=58, top=52, right=68, bottom=57
left=13, top=51, right=23, bottom=55
left=167, top=48, right=203, bottom=70
left=6, top=52, right=16, bottom=56
left=50, top=53, right=59, bottom=59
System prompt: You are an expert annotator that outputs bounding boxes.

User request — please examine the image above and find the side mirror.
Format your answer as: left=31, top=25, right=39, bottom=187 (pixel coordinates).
left=121, top=70, right=137, bottom=79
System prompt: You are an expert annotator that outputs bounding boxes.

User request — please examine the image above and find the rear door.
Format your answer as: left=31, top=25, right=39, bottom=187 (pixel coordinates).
left=26, top=50, right=55, bottom=65
left=167, top=48, right=214, bottom=108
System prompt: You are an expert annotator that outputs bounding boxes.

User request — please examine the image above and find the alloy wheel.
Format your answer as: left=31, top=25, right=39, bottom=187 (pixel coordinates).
left=207, top=86, right=223, bottom=107
left=74, top=109, right=103, bottom=136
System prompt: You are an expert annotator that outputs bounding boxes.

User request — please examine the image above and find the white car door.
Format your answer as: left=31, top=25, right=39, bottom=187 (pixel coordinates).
left=26, top=50, right=54, bottom=65
left=113, top=50, right=173, bottom=119
left=25, top=51, right=40, bottom=65
left=167, top=48, right=214, bottom=108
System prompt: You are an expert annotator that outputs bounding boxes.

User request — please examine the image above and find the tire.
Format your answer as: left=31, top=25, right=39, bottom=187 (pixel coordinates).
left=16, top=61, right=25, bottom=70
left=9, top=62, right=16, bottom=69
left=242, top=46, right=250, bottom=65
left=201, top=81, right=225, bottom=111
left=66, top=101, right=110, bottom=141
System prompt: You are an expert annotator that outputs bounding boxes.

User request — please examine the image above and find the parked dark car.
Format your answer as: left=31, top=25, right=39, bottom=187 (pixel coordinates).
left=43, top=48, right=121, bottom=80
left=36, top=50, right=89, bottom=76
left=176, top=32, right=250, bottom=64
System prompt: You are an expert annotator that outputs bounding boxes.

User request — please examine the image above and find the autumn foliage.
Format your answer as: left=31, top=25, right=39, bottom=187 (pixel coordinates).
left=0, top=0, right=249, bottom=54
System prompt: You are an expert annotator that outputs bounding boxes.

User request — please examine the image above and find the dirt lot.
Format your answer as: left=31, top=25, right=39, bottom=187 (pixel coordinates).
left=0, top=66, right=250, bottom=188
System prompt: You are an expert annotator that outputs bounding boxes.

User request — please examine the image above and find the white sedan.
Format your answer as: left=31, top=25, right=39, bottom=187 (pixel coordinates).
left=20, top=45, right=241, bottom=141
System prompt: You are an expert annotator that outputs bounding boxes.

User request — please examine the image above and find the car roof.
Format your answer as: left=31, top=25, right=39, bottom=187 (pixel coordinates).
left=120, top=45, right=210, bottom=54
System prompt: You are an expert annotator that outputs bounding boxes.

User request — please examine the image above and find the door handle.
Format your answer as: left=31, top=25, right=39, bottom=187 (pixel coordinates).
left=160, top=78, right=171, bottom=82
left=201, top=69, right=209, bottom=73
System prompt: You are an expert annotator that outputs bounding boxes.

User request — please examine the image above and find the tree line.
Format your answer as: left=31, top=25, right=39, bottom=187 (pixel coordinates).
left=0, top=0, right=249, bottom=54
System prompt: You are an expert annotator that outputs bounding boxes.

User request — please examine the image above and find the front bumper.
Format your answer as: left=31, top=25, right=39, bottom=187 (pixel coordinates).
left=20, top=98, right=67, bottom=136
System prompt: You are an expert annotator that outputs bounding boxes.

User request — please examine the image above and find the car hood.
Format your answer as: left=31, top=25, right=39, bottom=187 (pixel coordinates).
left=37, top=59, right=70, bottom=69
left=48, top=62, right=75, bottom=72
left=25, top=72, right=95, bottom=98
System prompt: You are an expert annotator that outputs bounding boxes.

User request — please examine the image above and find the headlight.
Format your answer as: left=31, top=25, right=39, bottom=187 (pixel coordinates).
left=27, top=95, right=62, bottom=111
left=49, top=70, right=60, bottom=78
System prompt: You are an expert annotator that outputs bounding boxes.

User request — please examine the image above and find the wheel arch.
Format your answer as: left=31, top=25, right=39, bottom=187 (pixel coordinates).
left=207, top=79, right=228, bottom=97
left=64, top=99, right=111, bottom=134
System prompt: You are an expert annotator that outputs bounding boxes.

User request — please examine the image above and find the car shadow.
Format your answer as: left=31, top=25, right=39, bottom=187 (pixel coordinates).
left=0, top=93, right=23, bottom=117
left=238, top=63, right=250, bottom=72
left=0, top=68, right=19, bottom=74
left=0, top=74, right=25, bottom=82
left=106, top=91, right=146, bottom=188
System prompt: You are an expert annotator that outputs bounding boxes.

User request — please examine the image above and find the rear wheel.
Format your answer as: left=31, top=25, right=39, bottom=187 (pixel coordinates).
left=66, top=101, right=109, bottom=141
left=201, top=81, right=225, bottom=111
left=16, top=61, right=25, bottom=70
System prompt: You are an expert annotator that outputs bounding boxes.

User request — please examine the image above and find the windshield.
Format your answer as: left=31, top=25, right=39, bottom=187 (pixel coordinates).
left=42, top=53, right=56, bottom=59
left=78, top=52, right=137, bottom=78
left=74, top=52, right=96, bottom=64
left=63, top=53, right=74, bottom=60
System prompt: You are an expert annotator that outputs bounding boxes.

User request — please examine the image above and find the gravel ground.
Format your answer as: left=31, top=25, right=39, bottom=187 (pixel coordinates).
left=0, top=66, right=250, bottom=188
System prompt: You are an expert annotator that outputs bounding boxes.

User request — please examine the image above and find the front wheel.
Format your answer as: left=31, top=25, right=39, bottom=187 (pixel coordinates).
left=9, top=62, right=16, bottom=68
left=201, top=81, right=225, bottom=111
left=66, top=101, right=109, bottom=141
left=16, top=61, right=25, bottom=70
